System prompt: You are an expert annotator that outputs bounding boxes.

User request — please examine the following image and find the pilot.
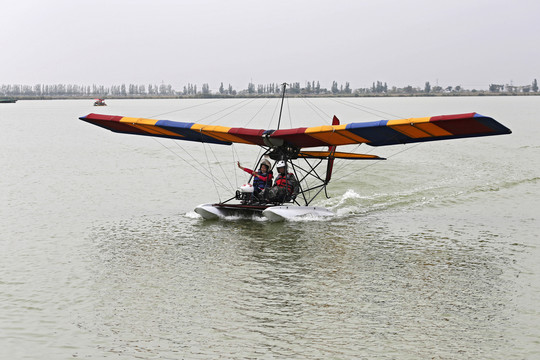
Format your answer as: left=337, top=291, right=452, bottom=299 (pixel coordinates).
left=237, top=159, right=273, bottom=198
left=267, top=160, right=298, bottom=203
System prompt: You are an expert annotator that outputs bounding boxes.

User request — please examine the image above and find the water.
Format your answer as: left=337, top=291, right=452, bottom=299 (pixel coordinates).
left=1, top=97, right=539, bottom=359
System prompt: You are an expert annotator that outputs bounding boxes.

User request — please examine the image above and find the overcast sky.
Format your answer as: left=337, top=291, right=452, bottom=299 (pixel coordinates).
left=1, top=0, right=539, bottom=90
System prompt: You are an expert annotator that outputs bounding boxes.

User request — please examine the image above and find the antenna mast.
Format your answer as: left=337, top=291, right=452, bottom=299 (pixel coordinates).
left=277, top=82, right=287, bottom=130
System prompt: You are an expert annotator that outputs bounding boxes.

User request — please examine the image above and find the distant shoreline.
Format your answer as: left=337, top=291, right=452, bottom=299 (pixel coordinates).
left=4, top=92, right=540, bottom=100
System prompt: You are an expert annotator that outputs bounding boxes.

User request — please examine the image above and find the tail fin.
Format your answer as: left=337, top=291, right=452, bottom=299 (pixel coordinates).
left=325, top=116, right=339, bottom=184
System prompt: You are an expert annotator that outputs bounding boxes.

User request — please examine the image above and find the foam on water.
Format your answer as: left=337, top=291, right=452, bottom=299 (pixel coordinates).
left=184, top=210, right=202, bottom=219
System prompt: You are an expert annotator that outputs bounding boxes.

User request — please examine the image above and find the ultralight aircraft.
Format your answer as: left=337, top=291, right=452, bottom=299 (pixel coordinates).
left=79, top=85, right=511, bottom=221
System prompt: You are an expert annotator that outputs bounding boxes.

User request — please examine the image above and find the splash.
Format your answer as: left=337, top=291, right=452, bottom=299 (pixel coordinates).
left=184, top=211, right=202, bottom=219
left=318, top=189, right=370, bottom=218
left=185, top=210, right=269, bottom=222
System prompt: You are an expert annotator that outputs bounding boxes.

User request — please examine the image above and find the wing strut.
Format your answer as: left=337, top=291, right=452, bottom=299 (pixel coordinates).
left=276, top=83, right=287, bottom=130
left=325, top=115, right=340, bottom=185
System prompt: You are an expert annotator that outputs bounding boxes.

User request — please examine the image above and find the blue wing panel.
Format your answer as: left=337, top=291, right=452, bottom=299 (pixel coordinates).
left=346, top=120, right=411, bottom=145
left=156, top=120, right=232, bottom=145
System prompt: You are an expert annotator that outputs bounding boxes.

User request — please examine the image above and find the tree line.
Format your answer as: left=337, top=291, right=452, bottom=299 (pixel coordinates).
left=1, top=79, right=538, bottom=98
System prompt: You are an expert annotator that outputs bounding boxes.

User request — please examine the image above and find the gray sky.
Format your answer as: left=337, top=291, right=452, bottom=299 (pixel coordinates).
left=1, top=0, right=539, bottom=90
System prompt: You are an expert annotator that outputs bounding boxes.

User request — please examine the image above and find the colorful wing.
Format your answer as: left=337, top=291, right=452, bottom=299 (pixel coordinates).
left=79, top=112, right=511, bottom=148
left=79, top=113, right=264, bottom=146
left=269, top=112, right=511, bottom=147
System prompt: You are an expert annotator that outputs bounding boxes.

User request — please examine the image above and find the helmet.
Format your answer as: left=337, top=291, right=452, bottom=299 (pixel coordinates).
left=260, top=159, right=271, bottom=169
left=276, top=160, right=286, bottom=168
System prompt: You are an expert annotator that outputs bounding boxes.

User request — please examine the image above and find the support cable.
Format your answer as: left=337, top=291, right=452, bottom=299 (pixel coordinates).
left=331, top=142, right=423, bottom=183
left=201, top=98, right=255, bottom=125
left=246, top=97, right=282, bottom=173
left=302, top=97, right=332, bottom=123
left=169, top=140, right=231, bottom=190
left=148, top=98, right=224, bottom=119
left=207, top=143, right=235, bottom=191
left=151, top=138, right=231, bottom=192
left=286, top=96, right=293, bottom=129
left=329, top=97, right=405, bottom=119
left=202, top=142, right=222, bottom=202
left=243, top=97, right=272, bottom=127
left=276, top=83, right=287, bottom=130
left=330, top=142, right=365, bottom=175
left=268, top=96, right=282, bottom=128
left=231, top=144, right=238, bottom=188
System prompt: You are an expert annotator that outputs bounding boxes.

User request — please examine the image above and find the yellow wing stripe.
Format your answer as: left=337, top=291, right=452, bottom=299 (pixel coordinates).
left=388, top=117, right=452, bottom=138
left=305, top=124, right=369, bottom=145
left=387, top=117, right=431, bottom=126
left=120, top=117, right=183, bottom=137
left=305, top=126, right=359, bottom=145
left=120, top=117, right=159, bottom=126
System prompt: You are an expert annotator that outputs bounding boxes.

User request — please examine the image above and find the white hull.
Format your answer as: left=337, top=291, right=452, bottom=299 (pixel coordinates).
left=262, top=206, right=334, bottom=221
left=194, top=203, right=227, bottom=220
left=194, top=203, right=334, bottom=221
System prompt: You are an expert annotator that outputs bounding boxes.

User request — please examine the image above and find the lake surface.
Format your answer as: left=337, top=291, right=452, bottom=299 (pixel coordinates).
left=1, top=97, right=539, bottom=359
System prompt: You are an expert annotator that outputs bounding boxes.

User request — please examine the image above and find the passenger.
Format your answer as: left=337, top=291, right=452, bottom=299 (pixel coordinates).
left=237, top=159, right=273, bottom=200
left=267, top=160, right=298, bottom=203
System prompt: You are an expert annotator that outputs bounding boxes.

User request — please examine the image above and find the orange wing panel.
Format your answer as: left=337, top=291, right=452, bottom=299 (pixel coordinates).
left=333, top=125, right=370, bottom=144
left=305, top=125, right=362, bottom=145
left=192, top=124, right=253, bottom=144
left=389, top=124, right=432, bottom=138
left=414, top=122, right=453, bottom=136
left=120, top=117, right=183, bottom=137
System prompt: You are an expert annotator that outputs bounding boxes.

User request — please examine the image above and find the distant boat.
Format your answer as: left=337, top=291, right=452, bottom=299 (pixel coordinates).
left=93, top=98, right=107, bottom=106
left=0, top=99, right=17, bottom=103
